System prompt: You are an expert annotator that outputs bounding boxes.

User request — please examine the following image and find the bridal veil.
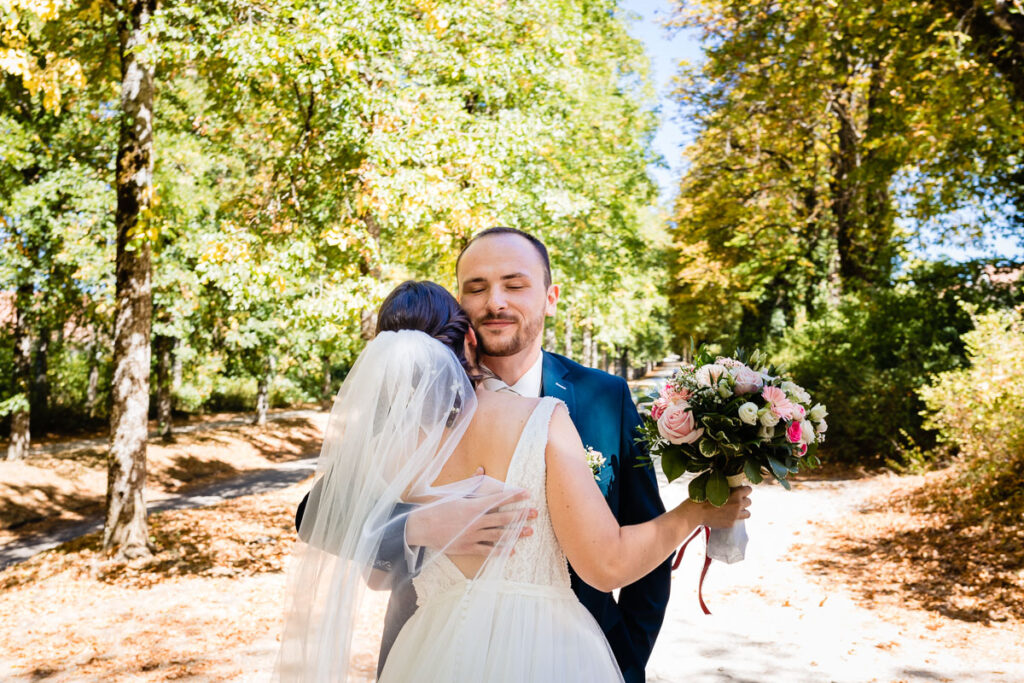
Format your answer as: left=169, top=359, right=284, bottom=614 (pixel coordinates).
left=276, top=329, right=504, bottom=681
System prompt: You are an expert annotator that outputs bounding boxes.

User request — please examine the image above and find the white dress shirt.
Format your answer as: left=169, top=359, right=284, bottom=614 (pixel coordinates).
left=481, top=351, right=544, bottom=398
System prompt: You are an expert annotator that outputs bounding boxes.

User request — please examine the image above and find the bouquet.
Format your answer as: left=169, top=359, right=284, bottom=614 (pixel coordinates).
left=637, top=348, right=827, bottom=566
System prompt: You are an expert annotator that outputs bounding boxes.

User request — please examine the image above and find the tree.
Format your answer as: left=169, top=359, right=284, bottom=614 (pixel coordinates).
left=668, top=0, right=1023, bottom=348
left=103, top=0, right=157, bottom=560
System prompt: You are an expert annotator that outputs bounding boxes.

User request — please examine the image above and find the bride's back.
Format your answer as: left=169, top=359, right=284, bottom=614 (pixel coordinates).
left=430, top=388, right=541, bottom=576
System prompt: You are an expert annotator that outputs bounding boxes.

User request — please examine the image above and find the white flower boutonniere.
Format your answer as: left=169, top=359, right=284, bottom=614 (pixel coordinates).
left=584, top=446, right=606, bottom=481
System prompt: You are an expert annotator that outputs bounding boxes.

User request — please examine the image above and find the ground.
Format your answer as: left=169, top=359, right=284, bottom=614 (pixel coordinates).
left=1, top=415, right=1021, bottom=682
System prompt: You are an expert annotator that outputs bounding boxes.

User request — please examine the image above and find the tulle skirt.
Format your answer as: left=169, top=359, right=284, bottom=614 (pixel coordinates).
left=378, top=580, right=623, bottom=682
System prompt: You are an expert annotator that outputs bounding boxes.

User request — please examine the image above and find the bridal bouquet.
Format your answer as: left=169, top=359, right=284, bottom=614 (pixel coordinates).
left=637, top=348, right=827, bottom=566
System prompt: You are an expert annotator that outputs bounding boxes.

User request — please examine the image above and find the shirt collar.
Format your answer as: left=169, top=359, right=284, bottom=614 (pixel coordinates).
left=482, top=351, right=544, bottom=398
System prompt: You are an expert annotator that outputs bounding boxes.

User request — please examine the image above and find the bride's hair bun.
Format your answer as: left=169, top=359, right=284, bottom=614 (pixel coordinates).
left=376, top=281, right=474, bottom=376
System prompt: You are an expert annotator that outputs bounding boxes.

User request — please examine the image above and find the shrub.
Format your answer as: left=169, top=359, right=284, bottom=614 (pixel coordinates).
left=919, top=308, right=1024, bottom=511
left=777, top=260, right=1022, bottom=464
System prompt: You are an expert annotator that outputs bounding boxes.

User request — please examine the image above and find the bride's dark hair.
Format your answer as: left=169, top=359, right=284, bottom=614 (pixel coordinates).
left=375, top=280, right=474, bottom=377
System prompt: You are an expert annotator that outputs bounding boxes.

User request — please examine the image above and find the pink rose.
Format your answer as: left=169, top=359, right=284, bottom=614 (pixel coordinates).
left=797, top=442, right=808, bottom=456
left=651, top=397, right=668, bottom=420
left=659, top=383, right=692, bottom=405
left=762, top=386, right=796, bottom=419
left=657, top=403, right=704, bottom=445
left=793, top=404, right=806, bottom=420
left=786, top=419, right=803, bottom=444
left=731, top=366, right=763, bottom=394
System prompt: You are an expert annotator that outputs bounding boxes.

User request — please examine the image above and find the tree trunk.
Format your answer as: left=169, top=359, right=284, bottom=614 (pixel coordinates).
left=86, top=331, right=100, bottom=419
left=618, top=347, right=630, bottom=380
left=6, top=284, right=33, bottom=461
left=563, top=314, right=573, bottom=359
left=321, top=354, right=332, bottom=401
left=104, top=0, right=156, bottom=561
left=254, top=356, right=275, bottom=427
left=31, top=325, right=50, bottom=418
left=582, top=326, right=593, bottom=368
left=155, top=334, right=173, bottom=441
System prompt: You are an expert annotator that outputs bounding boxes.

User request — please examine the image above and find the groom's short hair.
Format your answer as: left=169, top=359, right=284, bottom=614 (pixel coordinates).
left=457, top=226, right=552, bottom=288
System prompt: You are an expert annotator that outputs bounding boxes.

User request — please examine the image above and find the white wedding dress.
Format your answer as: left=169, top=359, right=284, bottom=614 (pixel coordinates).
left=378, top=397, right=624, bottom=682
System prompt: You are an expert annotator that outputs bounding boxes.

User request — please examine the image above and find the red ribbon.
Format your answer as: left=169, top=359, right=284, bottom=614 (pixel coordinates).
left=671, top=525, right=713, bottom=615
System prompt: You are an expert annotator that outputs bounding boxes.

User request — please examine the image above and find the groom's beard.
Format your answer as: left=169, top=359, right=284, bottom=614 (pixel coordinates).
left=475, top=312, right=544, bottom=357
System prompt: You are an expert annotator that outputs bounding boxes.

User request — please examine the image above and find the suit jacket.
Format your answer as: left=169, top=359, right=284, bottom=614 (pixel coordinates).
left=296, top=351, right=671, bottom=683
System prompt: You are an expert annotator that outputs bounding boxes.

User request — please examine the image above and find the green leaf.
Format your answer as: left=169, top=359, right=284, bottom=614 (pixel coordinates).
left=688, top=471, right=710, bottom=502
left=743, top=459, right=764, bottom=484
left=662, top=452, right=687, bottom=483
left=767, top=456, right=788, bottom=481
left=699, top=438, right=718, bottom=458
left=706, top=470, right=730, bottom=506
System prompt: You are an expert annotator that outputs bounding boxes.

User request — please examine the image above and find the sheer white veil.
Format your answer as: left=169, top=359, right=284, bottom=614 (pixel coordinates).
left=275, top=329, right=481, bottom=681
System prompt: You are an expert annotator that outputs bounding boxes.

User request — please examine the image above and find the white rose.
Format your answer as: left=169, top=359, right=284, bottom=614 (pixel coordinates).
left=815, top=418, right=828, bottom=434
left=731, top=365, right=764, bottom=394
left=737, top=402, right=759, bottom=425
left=758, top=424, right=775, bottom=440
left=695, top=363, right=727, bottom=386
left=759, top=409, right=780, bottom=427
left=800, top=419, right=815, bottom=444
left=781, top=380, right=811, bottom=404
left=809, top=404, right=828, bottom=421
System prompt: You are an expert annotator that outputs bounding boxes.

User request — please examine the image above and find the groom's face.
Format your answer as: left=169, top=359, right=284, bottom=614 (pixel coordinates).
left=457, top=234, right=557, bottom=358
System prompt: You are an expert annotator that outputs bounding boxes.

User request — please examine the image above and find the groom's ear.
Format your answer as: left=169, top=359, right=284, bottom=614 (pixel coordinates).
left=464, top=326, right=479, bottom=363
left=545, top=284, right=560, bottom=317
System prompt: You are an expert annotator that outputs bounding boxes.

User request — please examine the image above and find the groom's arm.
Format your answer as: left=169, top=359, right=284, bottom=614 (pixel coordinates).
left=295, top=485, right=423, bottom=583
left=294, top=480, right=536, bottom=582
left=613, top=381, right=672, bottom=669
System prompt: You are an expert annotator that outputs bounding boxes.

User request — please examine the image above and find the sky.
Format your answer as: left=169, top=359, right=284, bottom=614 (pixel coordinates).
left=619, top=0, right=1022, bottom=262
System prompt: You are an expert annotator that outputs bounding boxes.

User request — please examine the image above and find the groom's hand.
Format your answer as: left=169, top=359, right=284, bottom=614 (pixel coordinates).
left=405, top=473, right=538, bottom=556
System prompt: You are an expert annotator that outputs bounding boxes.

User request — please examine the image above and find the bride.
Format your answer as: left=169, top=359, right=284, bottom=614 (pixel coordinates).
left=276, top=280, right=750, bottom=682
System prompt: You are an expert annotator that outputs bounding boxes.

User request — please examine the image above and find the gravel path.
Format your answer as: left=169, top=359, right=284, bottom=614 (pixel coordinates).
left=646, top=475, right=1015, bottom=683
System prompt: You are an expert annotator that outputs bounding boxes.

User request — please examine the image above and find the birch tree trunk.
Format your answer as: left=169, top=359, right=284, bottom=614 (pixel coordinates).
left=104, top=0, right=156, bottom=560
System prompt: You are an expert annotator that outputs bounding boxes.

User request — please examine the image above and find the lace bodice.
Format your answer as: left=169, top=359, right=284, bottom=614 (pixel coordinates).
left=413, top=397, right=571, bottom=605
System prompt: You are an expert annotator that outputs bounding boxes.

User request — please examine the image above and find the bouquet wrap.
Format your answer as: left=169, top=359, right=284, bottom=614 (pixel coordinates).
left=707, top=474, right=749, bottom=564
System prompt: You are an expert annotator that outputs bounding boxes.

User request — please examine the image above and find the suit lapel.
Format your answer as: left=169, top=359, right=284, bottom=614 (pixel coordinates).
left=541, top=351, right=576, bottom=418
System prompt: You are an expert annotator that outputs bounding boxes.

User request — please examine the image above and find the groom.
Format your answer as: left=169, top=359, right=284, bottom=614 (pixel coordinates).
left=453, top=227, right=671, bottom=683
left=296, top=227, right=670, bottom=682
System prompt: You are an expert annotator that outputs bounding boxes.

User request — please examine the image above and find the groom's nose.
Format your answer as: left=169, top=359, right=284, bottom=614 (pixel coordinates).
left=486, top=290, right=508, bottom=313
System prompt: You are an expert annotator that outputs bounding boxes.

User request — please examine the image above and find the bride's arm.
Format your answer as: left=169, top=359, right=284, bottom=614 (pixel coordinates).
left=546, top=404, right=750, bottom=592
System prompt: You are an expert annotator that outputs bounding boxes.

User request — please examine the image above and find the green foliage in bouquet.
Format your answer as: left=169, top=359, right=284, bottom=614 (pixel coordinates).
left=637, top=347, right=825, bottom=506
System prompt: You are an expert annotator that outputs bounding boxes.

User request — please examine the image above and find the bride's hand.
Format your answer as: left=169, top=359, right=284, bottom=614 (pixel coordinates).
left=681, top=486, right=752, bottom=530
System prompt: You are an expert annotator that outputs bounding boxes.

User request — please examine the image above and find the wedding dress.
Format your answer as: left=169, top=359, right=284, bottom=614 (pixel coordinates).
left=378, top=397, right=624, bottom=682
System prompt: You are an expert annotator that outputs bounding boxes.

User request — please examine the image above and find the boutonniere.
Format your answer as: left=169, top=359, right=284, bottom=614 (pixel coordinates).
left=584, top=446, right=606, bottom=481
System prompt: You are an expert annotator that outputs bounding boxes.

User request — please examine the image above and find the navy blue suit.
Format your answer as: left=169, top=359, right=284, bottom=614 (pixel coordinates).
left=541, top=351, right=672, bottom=683
left=296, top=351, right=671, bottom=682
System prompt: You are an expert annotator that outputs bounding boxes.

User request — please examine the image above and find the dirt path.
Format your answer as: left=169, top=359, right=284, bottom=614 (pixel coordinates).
left=0, top=457, right=317, bottom=570
left=647, top=474, right=1018, bottom=682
